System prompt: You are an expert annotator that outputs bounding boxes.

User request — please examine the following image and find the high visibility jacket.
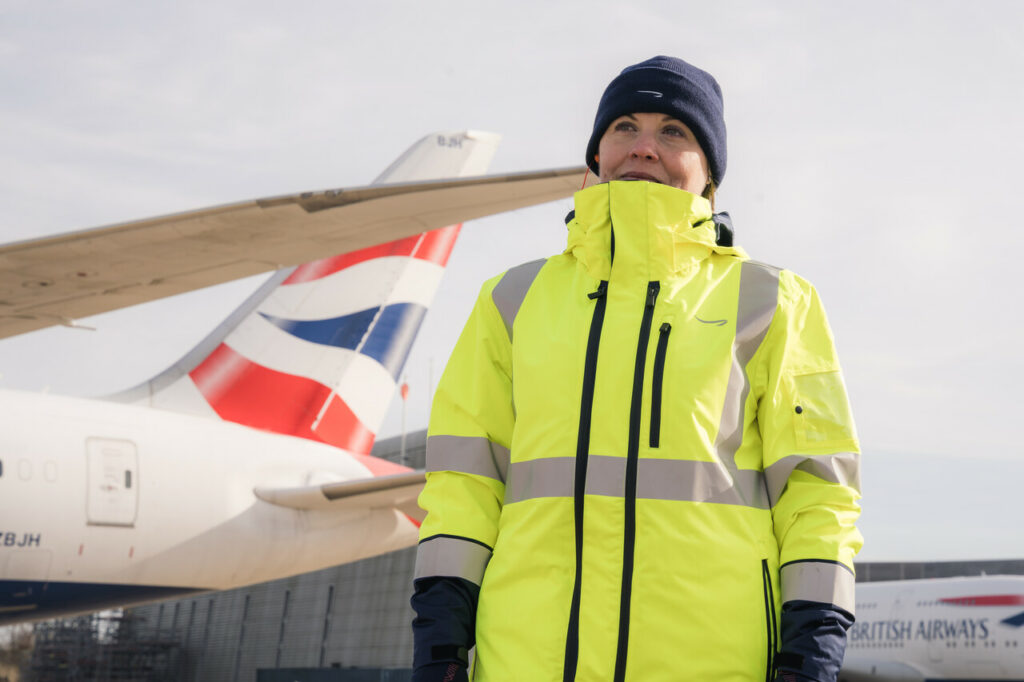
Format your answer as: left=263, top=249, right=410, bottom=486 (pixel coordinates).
left=415, top=181, right=862, bottom=681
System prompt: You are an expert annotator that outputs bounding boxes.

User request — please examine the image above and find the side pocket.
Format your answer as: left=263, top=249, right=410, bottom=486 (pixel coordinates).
left=761, top=559, right=778, bottom=682
left=792, top=369, right=858, bottom=450
left=649, top=322, right=671, bottom=448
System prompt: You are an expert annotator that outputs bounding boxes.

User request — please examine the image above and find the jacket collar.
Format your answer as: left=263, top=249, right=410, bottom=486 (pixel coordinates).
left=565, top=181, right=746, bottom=284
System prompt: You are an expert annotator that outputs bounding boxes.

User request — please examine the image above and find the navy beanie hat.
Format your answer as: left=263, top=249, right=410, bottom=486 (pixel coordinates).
left=585, top=56, right=727, bottom=187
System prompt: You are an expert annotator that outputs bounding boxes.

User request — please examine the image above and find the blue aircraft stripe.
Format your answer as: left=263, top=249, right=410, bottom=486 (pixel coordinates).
left=0, top=579, right=205, bottom=625
left=361, top=303, right=427, bottom=379
left=1003, top=610, right=1024, bottom=627
left=260, top=302, right=427, bottom=379
left=261, top=307, right=379, bottom=351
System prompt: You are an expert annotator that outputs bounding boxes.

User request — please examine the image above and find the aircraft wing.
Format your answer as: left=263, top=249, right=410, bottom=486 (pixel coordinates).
left=253, top=471, right=427, bottom=522
left=0, top=166, right=586, bottom=339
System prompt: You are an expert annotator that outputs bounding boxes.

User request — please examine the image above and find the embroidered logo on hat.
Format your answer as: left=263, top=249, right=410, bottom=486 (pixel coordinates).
left=637, top=90, right=663, bottom=97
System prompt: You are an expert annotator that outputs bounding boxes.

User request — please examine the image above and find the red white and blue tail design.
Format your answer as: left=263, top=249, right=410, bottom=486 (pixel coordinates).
left=111, top=131, right=500, bottom=467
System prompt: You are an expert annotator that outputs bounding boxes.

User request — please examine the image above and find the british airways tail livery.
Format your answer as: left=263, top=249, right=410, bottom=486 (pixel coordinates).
left=0, top=132, right=584, bottom=624
left=841, top=575, right=1024, bottom=681
left=107, top=132, right=481, bottom=471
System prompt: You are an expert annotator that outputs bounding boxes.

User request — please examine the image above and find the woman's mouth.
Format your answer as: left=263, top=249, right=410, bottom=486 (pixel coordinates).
left=618, top=172, right=662, bottom=183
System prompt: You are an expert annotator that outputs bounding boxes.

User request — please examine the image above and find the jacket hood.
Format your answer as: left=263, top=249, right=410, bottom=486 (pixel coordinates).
left=565, top=181, right=747, bottom=284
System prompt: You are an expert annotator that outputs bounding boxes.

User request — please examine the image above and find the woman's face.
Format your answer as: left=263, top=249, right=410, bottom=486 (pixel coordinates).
left=596, top=113, right=709, bottom=195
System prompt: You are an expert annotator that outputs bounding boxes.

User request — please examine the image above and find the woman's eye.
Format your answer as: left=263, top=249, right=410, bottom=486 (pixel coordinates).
left=614, top=121, right=637, bottom=132
left=663, top=126, right=685, bottom=137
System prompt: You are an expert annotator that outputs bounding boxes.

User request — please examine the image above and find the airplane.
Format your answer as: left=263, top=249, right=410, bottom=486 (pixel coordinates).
left=0, top=130, right=586, bottom=624
left=841, top=575, right=1024, bottom=681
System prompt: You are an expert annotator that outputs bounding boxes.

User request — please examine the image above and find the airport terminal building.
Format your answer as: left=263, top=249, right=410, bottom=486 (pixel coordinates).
left=22, top=430, right=1024, bottom=682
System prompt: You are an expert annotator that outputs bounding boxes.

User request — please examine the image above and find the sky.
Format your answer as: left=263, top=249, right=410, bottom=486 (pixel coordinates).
left=1, top=0, right=1022, bottom=562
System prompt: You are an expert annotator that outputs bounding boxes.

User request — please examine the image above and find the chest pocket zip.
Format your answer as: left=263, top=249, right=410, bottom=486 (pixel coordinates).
left=649, top=322, right=672, bottom=448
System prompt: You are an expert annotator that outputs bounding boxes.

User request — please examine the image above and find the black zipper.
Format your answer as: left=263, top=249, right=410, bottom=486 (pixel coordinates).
left=612, top=281, right=660, bottom=682
left=761, top=559, right=778, bottom=682
left=649, top=322, right=671, bottom=448
left=562, top=279, right=608, bottom=682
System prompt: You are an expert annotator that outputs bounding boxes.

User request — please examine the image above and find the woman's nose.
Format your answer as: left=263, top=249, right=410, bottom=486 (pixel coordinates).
left=629, top=133, right=658, bottom=160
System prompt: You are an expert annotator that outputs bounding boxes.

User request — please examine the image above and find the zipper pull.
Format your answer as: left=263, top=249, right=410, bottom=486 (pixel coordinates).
left=659, top=322, right=671, bottom=334
left=645, top=282, right=661, bottom=308
left=588, top=280, right=608, bottom=300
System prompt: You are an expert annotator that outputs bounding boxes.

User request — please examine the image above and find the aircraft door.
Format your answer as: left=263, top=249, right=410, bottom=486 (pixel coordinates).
left=86, top=438, right=139, bottom=527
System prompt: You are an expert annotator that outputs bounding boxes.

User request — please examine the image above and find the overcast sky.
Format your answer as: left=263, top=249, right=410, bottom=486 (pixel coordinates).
left=1, top=0, right=1022, bottom=562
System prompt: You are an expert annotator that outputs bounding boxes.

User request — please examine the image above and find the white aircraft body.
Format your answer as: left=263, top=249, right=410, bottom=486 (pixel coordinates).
left=0, top=131, right=585, bottom=623
left=842, top=575, right=1024, bottom=681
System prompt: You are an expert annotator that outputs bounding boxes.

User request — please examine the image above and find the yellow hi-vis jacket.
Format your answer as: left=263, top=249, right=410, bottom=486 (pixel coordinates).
left=416, top=181, right=863, bottom=681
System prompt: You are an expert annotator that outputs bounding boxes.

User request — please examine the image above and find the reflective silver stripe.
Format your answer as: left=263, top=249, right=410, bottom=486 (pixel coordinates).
left=764, top=452, right=860, bottom=506
left=426, top=435, right=510, bottom=484
left=781, top=561, right=856, bottom=614
left=504, top=456, right=573, bottom=503
left=491, top=259, right=545, bottom=341
left=414, top=535, right=492, bottom=586
left=636, top=458, right=769, bottom=508
left=714, top=261, right=780, bottom=467
left=504, top=455, right=769, bottom=509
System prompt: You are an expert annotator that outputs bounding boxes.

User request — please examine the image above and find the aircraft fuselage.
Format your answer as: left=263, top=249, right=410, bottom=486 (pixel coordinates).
left=0, top=388, right=417, bottom=623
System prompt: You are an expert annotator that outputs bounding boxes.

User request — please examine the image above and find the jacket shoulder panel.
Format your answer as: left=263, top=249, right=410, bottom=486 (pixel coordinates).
left=490, top=258, right=548, bottom=342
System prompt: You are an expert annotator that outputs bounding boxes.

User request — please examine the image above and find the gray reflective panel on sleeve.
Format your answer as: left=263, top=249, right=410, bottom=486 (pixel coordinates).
left=426, top=435, right=510, bottom=483
left=781, top=560, right=856, bottom=614
left=764, top=452, right=860, bottom=506
left=491, top=258, right=546, bottom=341
left=414, top=535, right=493, bottom=586
left=504, top=456, right=770, bottom=508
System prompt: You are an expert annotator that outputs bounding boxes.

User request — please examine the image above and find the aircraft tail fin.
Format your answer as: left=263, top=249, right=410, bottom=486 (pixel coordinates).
left=109, top=131, right=501, bottom=466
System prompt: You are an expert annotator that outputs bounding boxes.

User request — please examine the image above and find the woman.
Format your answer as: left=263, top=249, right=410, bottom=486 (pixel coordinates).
left=411, top=56, right=862, bottom=682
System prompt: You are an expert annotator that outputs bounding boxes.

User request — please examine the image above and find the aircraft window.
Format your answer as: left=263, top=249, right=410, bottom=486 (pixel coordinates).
left=125, top=470, right=132, bottom=489
left=0, top=459, right=3, bottom=477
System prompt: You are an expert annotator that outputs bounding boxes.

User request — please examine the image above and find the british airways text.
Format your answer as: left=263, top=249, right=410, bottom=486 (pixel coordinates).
left=850, top=619, right=991, bottom=643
